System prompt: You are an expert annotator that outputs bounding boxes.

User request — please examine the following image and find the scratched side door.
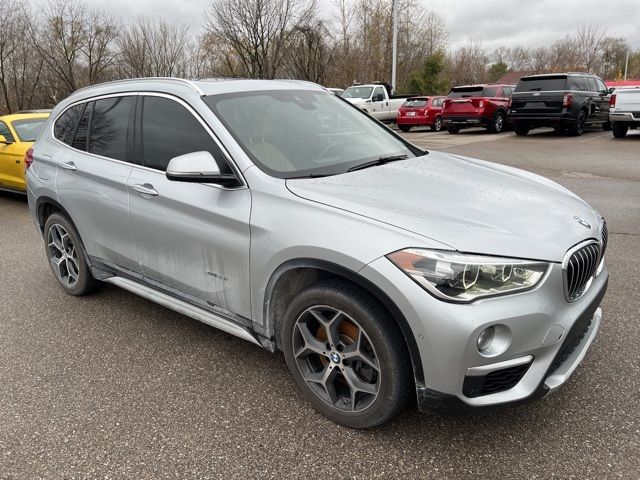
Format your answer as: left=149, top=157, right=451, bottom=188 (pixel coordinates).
left=127, top=93, right=252, bottom=318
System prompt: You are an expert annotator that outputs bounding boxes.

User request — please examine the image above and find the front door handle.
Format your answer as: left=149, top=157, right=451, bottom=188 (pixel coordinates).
left=132, top=183, right=159, bottom=196
left=60, top=161, right=77, bottom=171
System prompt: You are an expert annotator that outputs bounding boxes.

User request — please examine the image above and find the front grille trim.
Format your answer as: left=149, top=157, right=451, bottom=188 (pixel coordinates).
left=562, top=239, right=600, bottom=302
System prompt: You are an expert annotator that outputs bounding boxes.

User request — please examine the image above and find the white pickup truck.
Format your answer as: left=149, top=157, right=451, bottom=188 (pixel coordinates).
left=609, top=87, right=640, bottom=138
left=341, top=83, right=416, bottom=123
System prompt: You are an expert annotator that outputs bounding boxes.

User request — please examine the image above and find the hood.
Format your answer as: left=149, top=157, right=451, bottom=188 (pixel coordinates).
left=345, top=98, right=367, bottom=106
left=286, top=152, right=601, bottom=262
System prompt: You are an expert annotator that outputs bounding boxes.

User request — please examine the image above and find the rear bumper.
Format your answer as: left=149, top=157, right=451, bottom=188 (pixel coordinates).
left=508, top=111, right=577, bottom=127
left=609, top=112, right=640, bottom=123
left=442, top=116, right=492, bottom=127
left=397, top=116, right=432, bottom=126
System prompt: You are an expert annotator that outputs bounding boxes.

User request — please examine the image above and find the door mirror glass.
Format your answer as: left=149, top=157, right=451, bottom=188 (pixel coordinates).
left=166, top=151, right=222, bottom=182
left=608, top=87, right=615, bottom=94
left=0, top=134, right=10, bottom=144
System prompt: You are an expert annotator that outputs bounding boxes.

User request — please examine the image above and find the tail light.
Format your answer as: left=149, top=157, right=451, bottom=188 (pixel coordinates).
left=563, top=93, right=573, bottom=108
left=508, top=97, right=513, bottom=109
left=478, top=100, right=484, bottom=109
left=421, top=109, right=428, bottom=115
left=609, top=94, right=617, bottom=108
left=24, top=147, right=34, bottom=170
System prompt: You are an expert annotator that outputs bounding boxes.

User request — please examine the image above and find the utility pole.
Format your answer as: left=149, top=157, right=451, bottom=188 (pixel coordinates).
left=624, top=50, right=629, bottom=81
left=391, top=0, right=398, bottom=92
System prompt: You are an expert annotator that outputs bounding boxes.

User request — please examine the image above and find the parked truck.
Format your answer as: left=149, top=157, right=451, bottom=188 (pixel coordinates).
left=609, top=87, right=640, bottom=138
left=341, top=82, right=416, bottom=123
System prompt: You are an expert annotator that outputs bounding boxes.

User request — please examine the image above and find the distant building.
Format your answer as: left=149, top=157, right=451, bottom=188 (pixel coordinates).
left=495, top=71, right=535, bottom=84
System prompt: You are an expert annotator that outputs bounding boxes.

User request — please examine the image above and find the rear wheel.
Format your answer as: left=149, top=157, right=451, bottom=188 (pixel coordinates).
left=568, top=110, right=586, bottom=136
left=281, top=280, right=412, bottom=428
left=488, top=111, right=505, bottom=133
left=431, top=116, right=442, bottom=132
left=447, top=125, right=460, bottom=134
left=399, top=125, right=411, bottom=133
left=612, top=123, right=629, bottom=138
left=514, top=124, right=530, bottom=136
left=43, top=213, right=98, bottom=296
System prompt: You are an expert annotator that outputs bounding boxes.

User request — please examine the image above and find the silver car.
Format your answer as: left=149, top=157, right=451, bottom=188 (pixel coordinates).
left=26, top=78, right=608, bottom=428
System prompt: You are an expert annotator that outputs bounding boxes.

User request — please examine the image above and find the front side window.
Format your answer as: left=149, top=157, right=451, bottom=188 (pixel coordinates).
left=54, top=104, right=84, bottom=146
left=372, top=87, right=385, bottom=101
left=204, top=90, right=417, bottom=179
left=141, top=96, right=228, bottom=173
left=595, top=78, right=607, bottom=92
left=12, top=118, right=48, bottom=142
left=89, top=96, right=133, bottom=162
left=72, top=103, right=91, bottom=152
left=0, top=121, right=15, bottom=143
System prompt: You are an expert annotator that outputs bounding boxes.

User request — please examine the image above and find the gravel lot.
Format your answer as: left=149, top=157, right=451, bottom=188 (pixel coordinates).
left=1, top=127, right=638, bottom=479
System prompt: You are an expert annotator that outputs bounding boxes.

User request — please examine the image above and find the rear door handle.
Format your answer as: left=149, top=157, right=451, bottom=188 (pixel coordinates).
left=132, top=183, right=159, bottom=196
left=60, top=161, right=77, bottom=171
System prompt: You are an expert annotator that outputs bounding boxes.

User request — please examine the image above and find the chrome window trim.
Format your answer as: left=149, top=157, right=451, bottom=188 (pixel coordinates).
left=49, top=91, right=247, bottom=189
left=562, top=239, right=600, bottom=303
left=72, top=77, right=205, bottom=96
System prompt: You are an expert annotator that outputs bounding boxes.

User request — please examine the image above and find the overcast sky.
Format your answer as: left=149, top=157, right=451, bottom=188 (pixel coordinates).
left=77, top=0, right=640, bottom=52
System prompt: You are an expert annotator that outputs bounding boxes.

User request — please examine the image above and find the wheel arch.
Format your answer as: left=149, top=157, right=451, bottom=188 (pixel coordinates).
left=263, top=258, right=425, bottom=387
left=35, top=196, right=72, bottom=232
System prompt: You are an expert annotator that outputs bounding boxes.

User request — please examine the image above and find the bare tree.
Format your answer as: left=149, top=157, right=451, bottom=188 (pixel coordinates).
left=204, top=0, right=318, bottom=79
left=117, top=18, right=191, bottom=78
left=450, top=40, right=487, bottom=85
left=286, top=21, right=335, bottom=83
left=574, top=24, right=607, bottom=72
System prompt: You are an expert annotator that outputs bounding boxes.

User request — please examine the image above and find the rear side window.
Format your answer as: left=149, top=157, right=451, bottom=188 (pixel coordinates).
left=568, top=77, right=590, bottom=91
left=0, top=121, right=14, bottom=143
left=483, top=87, right=498, bottom=97
left=404, top=99, right=428, bottom=108
left=141, top=96, right=228, bottom=173
left=501, top=87, right=513, bottom=97
left=54, top=104, right=84, bottom=146
left=449, top=87, right=483, bottom=98
left=515, top=77, right=567, bottom=92
left=89, top=96, right=133, bottom=162
left=72, top=103, right=91, bottom=151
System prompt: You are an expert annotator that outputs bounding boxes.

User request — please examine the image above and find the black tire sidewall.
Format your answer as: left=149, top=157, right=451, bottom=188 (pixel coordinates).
left=43, top=213, right=96, bottom=296
left=281, top=280, right=412, bottom=428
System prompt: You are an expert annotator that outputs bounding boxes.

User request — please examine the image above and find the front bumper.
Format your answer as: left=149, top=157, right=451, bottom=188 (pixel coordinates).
left=359, top=257, right=608, bottom=413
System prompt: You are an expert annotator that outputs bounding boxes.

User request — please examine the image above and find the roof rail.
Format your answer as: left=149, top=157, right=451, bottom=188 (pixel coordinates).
left=72, top=77, right=205, bottom=96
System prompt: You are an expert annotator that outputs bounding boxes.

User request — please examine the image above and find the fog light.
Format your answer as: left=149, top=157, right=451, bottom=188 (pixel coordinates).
left=477, top=326, right=495, bottom=352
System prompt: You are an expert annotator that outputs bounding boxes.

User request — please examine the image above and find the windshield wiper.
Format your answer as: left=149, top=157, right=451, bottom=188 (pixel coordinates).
left=347, top=154, right=409, bottom=172
left=288, top=172, right=336, bottom=179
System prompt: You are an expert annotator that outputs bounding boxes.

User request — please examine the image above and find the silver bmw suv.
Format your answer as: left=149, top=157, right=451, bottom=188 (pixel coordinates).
left=27, top=78, right=608, bottom=428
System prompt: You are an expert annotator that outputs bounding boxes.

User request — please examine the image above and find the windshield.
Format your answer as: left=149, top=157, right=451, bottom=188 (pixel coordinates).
left=403, top=99, right=428, bottom=108
left=341, top=86, right=373, bottom=99
left=12, top=118, right=48, bottom=142
left=204, top=90, right=417, bottom=178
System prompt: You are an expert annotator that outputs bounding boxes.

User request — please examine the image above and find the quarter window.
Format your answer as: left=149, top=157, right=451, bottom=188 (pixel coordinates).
left=89, top=96, right=133, bottom=162
left=0, top=121, right=14, bottom=143
left=72, top=103, right=91, bottom=152
left=141, top=96, right=228, bottom=173
left=54, top=104, right=84, bottom=146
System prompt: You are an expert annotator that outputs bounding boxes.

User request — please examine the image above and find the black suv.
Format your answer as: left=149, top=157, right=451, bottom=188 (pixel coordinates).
left=508, top=73, right=612, bottom=136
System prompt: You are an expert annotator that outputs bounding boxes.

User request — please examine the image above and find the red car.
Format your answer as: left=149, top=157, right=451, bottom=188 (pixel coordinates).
left=396, top=96, right=446, bottom=132
left=442, top=84, right=515, bottom=134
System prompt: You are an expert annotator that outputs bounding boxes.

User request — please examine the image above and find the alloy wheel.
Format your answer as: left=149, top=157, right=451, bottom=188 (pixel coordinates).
left=434, top=117, right=442, bottom=131
left=47, top=224, right=80, bottom=288
left=292, top=305, right=380, bottom=412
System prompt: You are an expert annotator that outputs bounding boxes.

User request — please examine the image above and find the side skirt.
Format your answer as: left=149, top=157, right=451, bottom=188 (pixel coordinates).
left=104, top=276, right=262, bottom=347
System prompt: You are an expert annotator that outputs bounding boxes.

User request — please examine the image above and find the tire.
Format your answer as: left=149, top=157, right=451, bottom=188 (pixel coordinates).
left=399, top=125, right=411, bottom=133
left=431, top=116, right=442, bottom=132
left=488, top=111, right=505, bottom=133
left=514, top=124, right=530, bottom=136
left=612, top=123, right=629, bottom=138
left=602, top=121, right=612, bottom=131
left=568, top=110, right=587, bottom=136
left=43, top=213, right=98, bottom=296
left=281, top=279, right=412, bottom=429
left=447, top=125, right=460, bottom=134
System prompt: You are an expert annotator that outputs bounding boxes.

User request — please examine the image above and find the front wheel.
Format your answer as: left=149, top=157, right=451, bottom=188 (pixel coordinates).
left=612, top=123, right=629, bottom=138
left=431, top=116, right=442, bottom=132
left=43, top=213, right=98, bottom=296
left=488, top=111, right=505, bottom=133
left=281, top=280, right=412, bottom=428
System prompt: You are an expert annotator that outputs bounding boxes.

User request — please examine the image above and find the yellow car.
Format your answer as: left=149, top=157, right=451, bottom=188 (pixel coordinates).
left=0, top=110, right=50, bottom=193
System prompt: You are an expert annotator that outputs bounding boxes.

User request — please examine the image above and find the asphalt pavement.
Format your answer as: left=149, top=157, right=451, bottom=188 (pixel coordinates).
left=0, top=127, right=638, bottom=479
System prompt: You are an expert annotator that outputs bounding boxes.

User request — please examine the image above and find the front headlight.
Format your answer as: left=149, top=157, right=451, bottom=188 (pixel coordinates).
left=387, top=249, right=549, bottom=303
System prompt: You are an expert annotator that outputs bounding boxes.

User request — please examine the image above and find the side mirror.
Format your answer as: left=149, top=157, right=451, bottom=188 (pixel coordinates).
left=373, top=94, right=384, bottom=102
left=0, top=134, right=11, bottom=145
left=608, top=87, right=615, bottom=94
left=166, top=151, right=237, bottom=185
